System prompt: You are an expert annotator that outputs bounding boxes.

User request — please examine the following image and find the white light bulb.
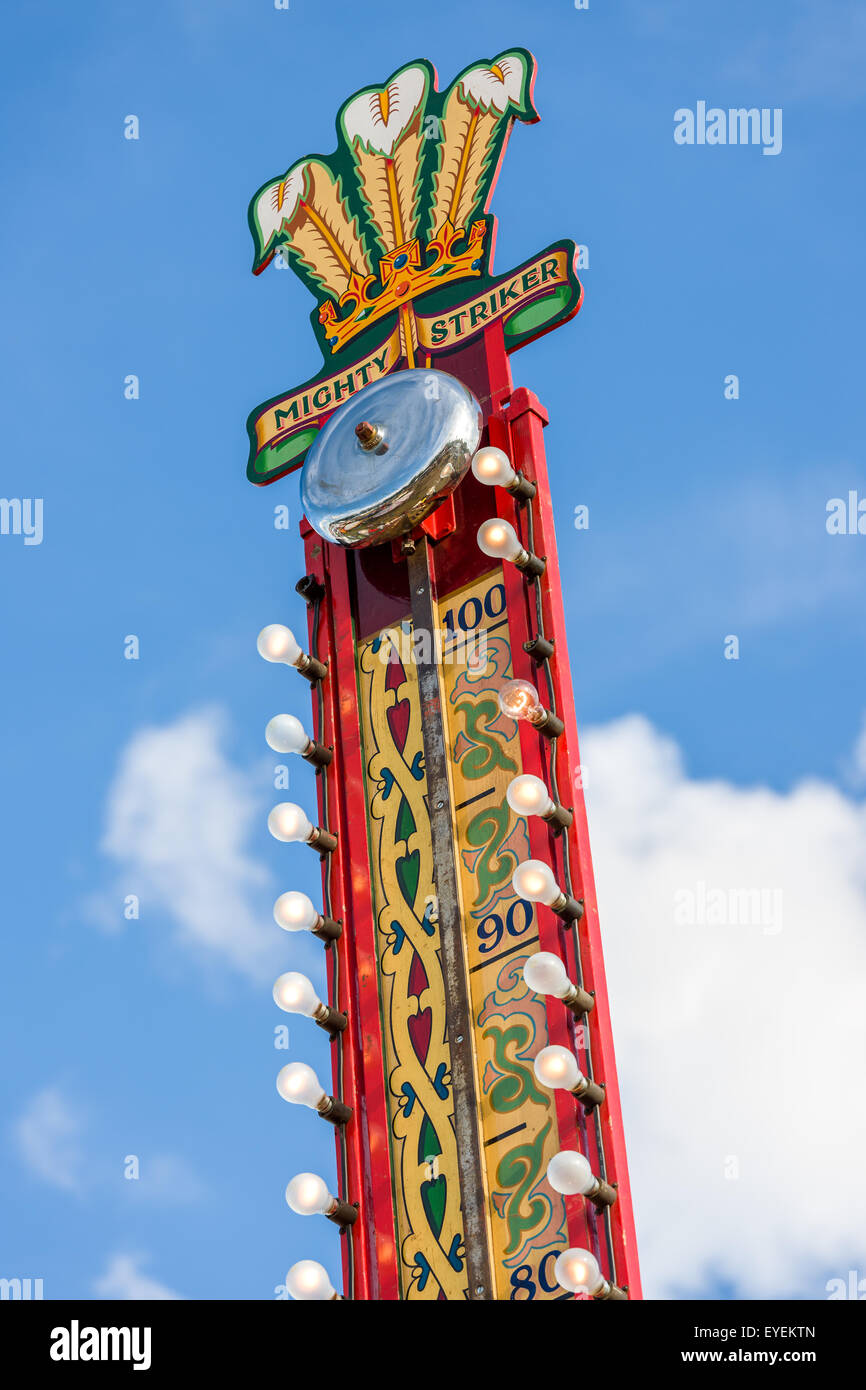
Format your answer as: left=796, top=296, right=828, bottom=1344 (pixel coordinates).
left=273, top=890, right=319, bottom=933
left=285, top=1172, right=332, bottom=1216
left=265, top=714, right=311, bottom=755
left=286, top=1259, right=337, bottom=1301
left=512, top=859, right=561, bottom=906
left=276, top=1062, right=326, bottom=1110
left=477, top=517, right=523, bottom=562
left=268, top=802, right=314, bottom=844
left=523, top=951, right=572, bottom=999
left=547, top=1149, right=595, bottom=1197
left=554, top=1247, right=601, bottom=1296
left=471, top=446, right=517, bottom=489
left=273, top=971, right=321, bottom=1018
left=498, top=678, right=542, bottom=723
left=506, top=774, right=555, bottom=818
left=257, top=624, right=302, bottom=667
left=534, top=1044, right=581, bottom=1092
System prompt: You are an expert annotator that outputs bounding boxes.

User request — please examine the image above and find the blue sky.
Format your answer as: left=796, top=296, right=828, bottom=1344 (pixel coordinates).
left=1, top=0, right=865, bottom=1301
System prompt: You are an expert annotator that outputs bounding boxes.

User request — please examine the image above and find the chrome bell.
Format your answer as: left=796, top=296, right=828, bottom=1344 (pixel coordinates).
left=300, top=368, right=483, bottom=548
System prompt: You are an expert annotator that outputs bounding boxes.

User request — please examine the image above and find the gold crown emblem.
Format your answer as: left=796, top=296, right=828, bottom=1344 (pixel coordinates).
left=317, top=219, right=486, bottom=355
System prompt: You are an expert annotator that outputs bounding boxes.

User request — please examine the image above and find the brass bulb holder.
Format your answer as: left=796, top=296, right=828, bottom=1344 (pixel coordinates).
left=594, top=1279, right=628, bottom=1301
left=551, top=892, right=583, bottom=923
left=586, top=1177, right=617, bottom=1210
left=563, top=983, right=595, bottom=1019
left=571, top=1075, right=606, bottom=1111
left=529, top=707, right=565, bottom=739
left=309, top=826, right=338, bottom=855
left=313, top=916, right=343, bottom=943
left=316, top=1094, right=353, bottom=1126
left=296, top=652, right=329, bottom=683
left=313, top=1003, right=348, bottom=1035
left=524, top=634, right=555, bottom=662
left=326, top=1199, right=359, bottom=1230
left=515, top=549, right=546, bottom=580
left=302, top=740, right=333, bottom=768
left=541, top=802, right=573, bottom=833
left=508, top=471, right=537, bottom=501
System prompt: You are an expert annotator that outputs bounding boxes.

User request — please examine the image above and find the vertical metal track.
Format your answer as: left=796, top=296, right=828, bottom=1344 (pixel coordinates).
left=406, top=538, right=494, bottom=1302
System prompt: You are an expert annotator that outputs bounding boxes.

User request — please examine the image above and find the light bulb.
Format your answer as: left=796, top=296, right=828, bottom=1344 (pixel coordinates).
left=471, top=446, right=517, bottom=489
left=285, top=1172, right=332, bottom=1216
left=274, top=890, right=318, bottom=933
left=276, top=1062, right=326, bottom=1110
left=286, top=1259, right=337, bottom=1301
left=257, top=624, right=302, bottom=667
left=265, top=714, right=312, bottom=756
left=477, top=517, right=523, bottom=562
left=273, top=971, right=321, bottom=1018
left=523, top=951, right=571, bottom=998
left=268, top=801, right=314, bottom=844
left=498, top=678, right=543, bottom=723
left=547, top=1149, right=595, bottom=1197
left=533, top=1044, right=581, bottom=1092
left=506, top=774, right=555, bottom=818
left=554, top=1248, right=602, bottom=1296
left=512, top=859, right=560, bottom=906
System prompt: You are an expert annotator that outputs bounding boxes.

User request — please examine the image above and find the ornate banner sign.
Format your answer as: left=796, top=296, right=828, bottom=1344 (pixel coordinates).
left=245, top=51, right=582, bottom=485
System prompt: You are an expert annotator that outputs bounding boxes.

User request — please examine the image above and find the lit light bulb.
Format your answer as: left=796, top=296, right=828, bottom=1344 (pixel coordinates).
left=268, top=802, right=337, bottom=853
left=506, top=774, right=555, bottom=818
left=523, top=951, right=571, bottom=998
left=497, top=679, right=564, bottom=738
left=274, top=890, right=318, bottom=932
left=273, top=891, right=342, bottom=942
left=285, top=1172, right=332, bottom=1216
left=512, top=859, right=559, bottom=905
left=268, top=801, right=313, bottom=843
left=512, top=860, right=582, bottom=922
left=477, top=518, right=523, bottom=561
left=547, top=1149, right=595, bottom=1197
left=266, top=714, right=312, bottom=755
left=472, top=446, right=516, bottom=486
left=477, top=518, right=545, bottom=576
left=285, top=1172, right=358, bottom=1228
left=533, top=1044, right=581, bottom=1092
left=257, top=623, right=302, bottom=667
left=533, top=1045, right=606, bottom=1111
left=276, top=1061, right=326, bottom=1110
left=273, top=971, right=321, bottom=1018
left=285, top=1259, right=338, bottom=1302
left=257, top=624, right=327, bottom=682
left=554, top=1248, right=602, bottom=1296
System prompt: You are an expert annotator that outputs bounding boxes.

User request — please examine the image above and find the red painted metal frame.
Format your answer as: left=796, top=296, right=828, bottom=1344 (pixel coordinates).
left=300, top=521, right=401, bottom=1301
left=295, top=315, right=641, bottom=1300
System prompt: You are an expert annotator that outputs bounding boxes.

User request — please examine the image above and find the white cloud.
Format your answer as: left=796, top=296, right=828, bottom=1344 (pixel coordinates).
left=97, top=707, right=284, bottom=982
left=13, top=1088, right=87, bottom=1194
left=93, top=1254, right=181, bottom=1301
left=582, top=715, right=866, bottom=1298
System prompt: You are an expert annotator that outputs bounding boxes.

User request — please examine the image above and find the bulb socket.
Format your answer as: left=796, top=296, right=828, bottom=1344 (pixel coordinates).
left=508, top=471, right=537, bottom=501
left=553, top=893, right=583, bottom=923
left=572, top=1076, right=606, bottom=1111
left=586, top=1177, right=617, bottom=1210
left=302, top=740, right=333, bottom=768
left=563, top=983, right=595, bottom=1018
left=313, top=915, right=343, bottom=943
left=309, top=826, right=338, bottom=855
left=594, top=1279, right=628, bottom=1301
left=326, top=1199, right=359, bottom=1229
left=313, top=1003, right=348, bottom=1035
left=524, top=634, right=555, bottom=662
left=530, top=708, right=565, bottom=739
left=542, top=802, right=573, bottom=833
left=296, top=652, right=329, bottom=683
left=515, top=549, right=547, bottom=579
left=316, top=1094, right=353, bottom=1126
left=295, top=574, right=326, bottom=605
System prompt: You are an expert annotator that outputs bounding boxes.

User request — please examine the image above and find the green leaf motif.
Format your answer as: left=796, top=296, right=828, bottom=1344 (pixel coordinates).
left=454, top=697, right=517, bottom=780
